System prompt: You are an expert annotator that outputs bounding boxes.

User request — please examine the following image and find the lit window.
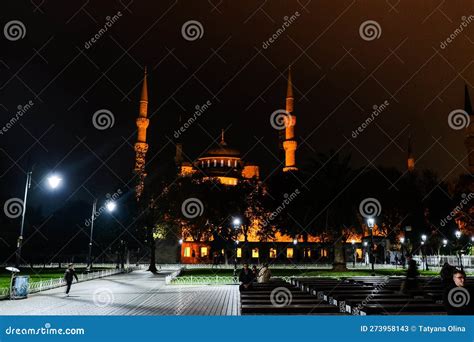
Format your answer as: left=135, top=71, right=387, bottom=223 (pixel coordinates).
left=207, top=160, right=210, bottom=167
left=305, top=248, right=311, bottom=258
left=234, top=160, right=237, bottom=167
left=213, top=159, right=217, bottom=167
left=237, top=248, right=242, bottom=258
left=252, top=248, right=259, bottom=258
left=269, top=248, right=277, bottom=258
left=287, top=248, right=294, bottom=258
left=221, top=160, right=224, bottom=167
left=184, top=247, right=191, bottom=257
left=227, top=160, right=231, bottom=167
left=200, top=247, right=208, bottom=257
left=321, top=249, right=328, bottom=257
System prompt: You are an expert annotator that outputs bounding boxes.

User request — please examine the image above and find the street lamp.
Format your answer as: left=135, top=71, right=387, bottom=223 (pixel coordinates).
left=87, top=199, right=117, bottom=272
left=15, top=172, right=63, bottom=268
left=421, top=234, right=428, bottom=271
left=454, top=230, right=463, bottom=270
left=399, top=237, right=405, bottom=269
left=367, top=217, right=375, bottom=276
left=232, top=217, right=241, bottom=282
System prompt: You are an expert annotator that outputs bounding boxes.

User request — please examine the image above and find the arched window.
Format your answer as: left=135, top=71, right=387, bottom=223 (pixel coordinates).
left=207, top=160, right=210, bottom=167
left=213, top=159, right=217, bottom=167
left=220, top=159, right=224, bottom=167
left=234, top=160, right=237, bottom=167
left=227, top=160, right=231, bottom=167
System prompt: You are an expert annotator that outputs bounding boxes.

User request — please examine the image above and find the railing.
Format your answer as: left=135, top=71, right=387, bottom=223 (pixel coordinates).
left=165, top=268, right=183, bottom=284
left=0, top=265, right=143, bottom=300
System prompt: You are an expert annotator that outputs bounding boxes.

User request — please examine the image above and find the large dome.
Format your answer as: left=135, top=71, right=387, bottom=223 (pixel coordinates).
left=202, top=130, right=240, bottom=158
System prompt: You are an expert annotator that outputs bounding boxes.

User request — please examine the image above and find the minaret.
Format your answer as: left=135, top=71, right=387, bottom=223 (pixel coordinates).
left=134, top=67, right=150, bottom=201
left=407, top=134, right=415, bottom=172
left=464, top=84, right=474, bottom=174
left=282, top=66, right=298, bottom=172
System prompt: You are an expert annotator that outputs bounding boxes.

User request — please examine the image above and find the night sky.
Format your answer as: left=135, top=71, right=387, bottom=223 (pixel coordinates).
left=1, top=0, right=473, bottom=212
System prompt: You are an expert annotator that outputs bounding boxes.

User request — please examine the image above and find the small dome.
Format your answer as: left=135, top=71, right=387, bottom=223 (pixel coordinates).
left=202, top=129, right=240, bottom=158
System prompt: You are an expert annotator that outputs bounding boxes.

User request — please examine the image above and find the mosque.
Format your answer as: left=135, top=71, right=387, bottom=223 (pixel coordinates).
left=131, top=67, right=474, bottom=264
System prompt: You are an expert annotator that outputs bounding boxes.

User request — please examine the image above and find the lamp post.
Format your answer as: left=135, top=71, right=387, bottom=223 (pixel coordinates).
left=455, top=230, right=463, bottom=270
left=367, top=217, right=375, bottom=276
left=232, top=217, right=241, bottom=282
left=87, top=198, right=116, bottom=271
left=421, top=234, right=428, bottom=271
left=399, top=237, right=405, bottom=269
left=15, top=172, right=62, bottom=268
left=363, top=241, right=368, bottom=265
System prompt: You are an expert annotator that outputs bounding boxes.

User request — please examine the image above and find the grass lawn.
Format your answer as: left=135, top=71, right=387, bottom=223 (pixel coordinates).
left=179, top=268, right=445, bottom=278
left=0, top=268, right=107, bottom=290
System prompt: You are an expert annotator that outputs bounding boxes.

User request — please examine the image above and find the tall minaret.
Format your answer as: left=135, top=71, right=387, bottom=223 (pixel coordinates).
left=134, top=67, right=150, bottom=201
left=282, top=66, right=298, bottom=172
left=464, top=84, right=474, bottom=174
left=407, top=134, right=415, bottom=172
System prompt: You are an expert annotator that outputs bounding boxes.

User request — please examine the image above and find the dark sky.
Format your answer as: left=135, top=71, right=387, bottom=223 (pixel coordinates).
left=1, top=0, right=473, bottom=211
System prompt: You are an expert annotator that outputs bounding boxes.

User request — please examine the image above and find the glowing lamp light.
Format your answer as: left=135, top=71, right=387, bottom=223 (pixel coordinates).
left=455, top=230, right=461, bottom=239
left=442, top=239, right=448, bottom=246
left=179, top=239, right=183, bottom=245
left=399, top=237, right=405, bottom=244
left=293, top=239, right=298, bottom=245
left=351, top=240, right=355, bottom=245
left=421, top=234, right=427, bottom=242
left=47, top=175, right=62, bottom=189
left=106, top=201, right=116, bottom=212
left=363, top=241, right=368, bottom=247
left=232, top=218, right=241, bottom=226
left=367, top=218, right=375, bottom=228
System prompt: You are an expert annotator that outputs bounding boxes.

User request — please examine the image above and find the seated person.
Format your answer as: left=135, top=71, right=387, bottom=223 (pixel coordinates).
left=257, top=263, right=272, bottom=283
left=238, top=263, right=253, bottom=291
left=443, top=269, right=473, bottom=315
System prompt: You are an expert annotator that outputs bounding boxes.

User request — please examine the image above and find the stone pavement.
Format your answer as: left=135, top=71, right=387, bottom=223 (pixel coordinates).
left=0, top=270, right=240, bottom=316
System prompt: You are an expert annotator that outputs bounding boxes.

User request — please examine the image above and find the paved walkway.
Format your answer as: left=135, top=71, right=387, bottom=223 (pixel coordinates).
left=0, top=270, right=240, bottom=316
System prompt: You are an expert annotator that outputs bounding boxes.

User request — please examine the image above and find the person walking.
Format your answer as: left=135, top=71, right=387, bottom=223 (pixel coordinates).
left=64, top=263, right=79, bottom=297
